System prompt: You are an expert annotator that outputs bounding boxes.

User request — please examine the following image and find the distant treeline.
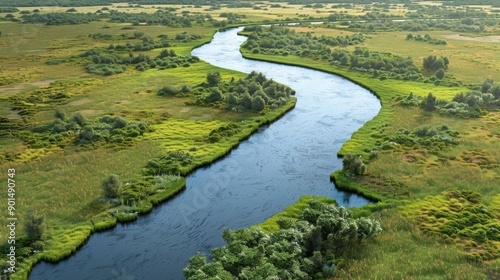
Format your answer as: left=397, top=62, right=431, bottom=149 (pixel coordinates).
left=1, top=0, right=498, bottom=7
left=0, top=0, right=226, bottom=7
left=17, top=10, right=211, bottom=26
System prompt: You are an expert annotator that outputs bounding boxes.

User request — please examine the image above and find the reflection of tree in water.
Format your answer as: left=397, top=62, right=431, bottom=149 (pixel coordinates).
left=342, top=191, right=353, bottom=204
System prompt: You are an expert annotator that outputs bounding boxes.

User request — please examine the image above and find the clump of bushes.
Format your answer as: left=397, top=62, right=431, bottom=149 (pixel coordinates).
left=389, top=124, right=458, bottom=152
left=77, top=47, right=199, bottom=75
left=342, top=153, right=367, bottom=176
left=77, top=115, right=150, bottom=145
left=208, top=123, right=241, bottom=143
left=157, top=71, right=293, bottom=112
left=399, top=79, right=500, bottom=118
left=25, top=111, right=150, bottom=149
left=194, top=71, right=293, bottom=111
left=406, top=33, right=447, bottom=45
left=144, top=150, right=194, bottom=176
left=184, top=200, right=382, bottom=279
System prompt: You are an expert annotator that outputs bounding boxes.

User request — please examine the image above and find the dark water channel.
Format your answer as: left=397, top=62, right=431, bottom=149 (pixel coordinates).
left=29, top=27, right=380, bottom=280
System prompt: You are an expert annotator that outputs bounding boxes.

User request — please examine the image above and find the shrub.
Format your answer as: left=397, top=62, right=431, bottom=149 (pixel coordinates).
left=24, top=209, right=45, bottom=242
left=158, top=85, right=179, bottom=96
left=102, top=174, right=122, bottom=199
left=206, top=71, right=222, bottom=86
left=342, top=154, right=367, bottom=175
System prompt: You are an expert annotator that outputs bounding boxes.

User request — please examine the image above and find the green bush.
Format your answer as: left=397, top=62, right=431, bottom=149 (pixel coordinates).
left=342, top=154, right=367, bottom=176
left=102, top=174, right=122, bottom=199
left=184, top=200, right=381, bottom=279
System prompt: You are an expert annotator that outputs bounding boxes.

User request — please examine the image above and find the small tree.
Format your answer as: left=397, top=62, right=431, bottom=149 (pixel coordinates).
left=206, top=71, right=221, bottom=87
left=54, top=109, right=66, bottom=121
left=435, top=68, right=445, bottom=80
left=423, top=92, right=436, bottom=111
left=251, top=96, right=265, bottom=111
left=342, top=154, right=367, bottom=176
left=207, top=88, right=223, bottom=103
left=102, top=174, right=122, bottom=199
left=24, top=209, right=45, bottom=242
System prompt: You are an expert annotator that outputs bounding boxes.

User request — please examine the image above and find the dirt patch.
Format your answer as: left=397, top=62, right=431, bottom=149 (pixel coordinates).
left=31, top=79, right=56, bottom=87
left=190, top=114, right=212, bottom=120
left=444, top=34, right=500, bottom=43
left=77, top=109, right=105, bottom=116
left=457, top=149, right=499, bottom=169
left=180, top=107, right=191, bottom=113
left=0, top=79, right=56, bottom=97
left=67, top=98, right=92, bottom=106
left=6, top=109, right=22, bottom=120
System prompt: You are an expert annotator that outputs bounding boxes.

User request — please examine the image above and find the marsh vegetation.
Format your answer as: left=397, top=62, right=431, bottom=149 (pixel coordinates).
left=0, top=1, right=499, bottom=279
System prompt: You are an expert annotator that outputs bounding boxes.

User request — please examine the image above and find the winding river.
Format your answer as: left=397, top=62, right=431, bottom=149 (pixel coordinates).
left=29, top=27, right=380, bottom=280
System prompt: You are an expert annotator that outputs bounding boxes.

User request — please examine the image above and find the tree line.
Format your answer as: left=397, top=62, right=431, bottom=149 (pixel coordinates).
left=17, top=10, right=215, bottom=27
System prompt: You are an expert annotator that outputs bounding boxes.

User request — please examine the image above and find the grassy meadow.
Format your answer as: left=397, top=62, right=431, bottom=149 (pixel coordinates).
left=0, top=1, right=499, bottom=279
left=0, top=10, right=298, bottom=278
left=238, top=7, right=499, bottom=278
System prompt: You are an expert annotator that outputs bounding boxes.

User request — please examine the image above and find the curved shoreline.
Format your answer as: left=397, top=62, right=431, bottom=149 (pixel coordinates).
left=17, top=98, right=298, bottom=280
left=26, top=27, right=380, bottom=280
left=237, top=49, right=390, bottom=202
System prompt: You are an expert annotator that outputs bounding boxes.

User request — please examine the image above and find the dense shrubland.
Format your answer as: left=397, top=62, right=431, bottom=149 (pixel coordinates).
left=23, top=111, right=151, bottom=149
left=16, top=9, right=234, bottom=27
left=242, top=26, right=432, bottom=82
left=400, top=79, right=500, bottom=118
left=184, top=200, right=382, bottom=279
left=158, top=71, right=294, bottom=112
left=243, top=25, right=366, bottom=57
left=79, top=46, right=199, bottom=75
left=388, top=123, right=459, bottom=153
left=344, top=17, right=499, bottom=33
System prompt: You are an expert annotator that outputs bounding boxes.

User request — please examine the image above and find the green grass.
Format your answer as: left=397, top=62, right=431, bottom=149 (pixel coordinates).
left=240, top=32, right=499, bottom=278
left=288, top=25, right=500, bottom=84
left=0, top=18, right=299, bottom=279
left=334, top=208, right=489, bottom=280
left=1, top=4, right=500, bottom=279
left=251, top=196, right=337, bottom=233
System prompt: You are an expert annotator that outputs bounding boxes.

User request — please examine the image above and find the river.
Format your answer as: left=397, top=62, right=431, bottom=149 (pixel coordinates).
left=29, top=27, right=380, bottom=280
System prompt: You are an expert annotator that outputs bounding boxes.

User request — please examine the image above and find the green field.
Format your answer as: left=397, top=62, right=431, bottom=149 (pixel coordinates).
left=0, top=1, right=499, bottom=279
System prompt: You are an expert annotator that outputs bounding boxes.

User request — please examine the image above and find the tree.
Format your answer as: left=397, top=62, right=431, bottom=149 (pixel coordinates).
left=342, top=154, right=367, bottom=176
left=227, top=92, right=238, bottom=105
left=239, top=92, right=252, bottom=109
left=54, top=109, right=66, bottom=121
left=71, top=112, right=86, bottom=126
left=481, top=78, right=494, bottom=93
left=435, top=68, right=445, bottom=80
left=251, top=96, right=265, bottom=111
left=102, top=174, right=122, bottom=199
left=207, top=88, right=224, bottom=103
left=206, top=71, right=221, bottom=87
left=423, top=92, right=436, bottom=111
left=24, top=209, right=45, bottom=242
left=113, top=116, right=128, bottom=129
left=184, top=200, right=382, bottom=279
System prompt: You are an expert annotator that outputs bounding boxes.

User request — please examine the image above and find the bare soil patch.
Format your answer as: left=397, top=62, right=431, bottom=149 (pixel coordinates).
left=180, top=107, right=191, bottom=113
left=0, top=79, right=55, bottom=97
left=67, top=98, right=92, bottom=106
left=444, top=34, right=500, bottom=43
